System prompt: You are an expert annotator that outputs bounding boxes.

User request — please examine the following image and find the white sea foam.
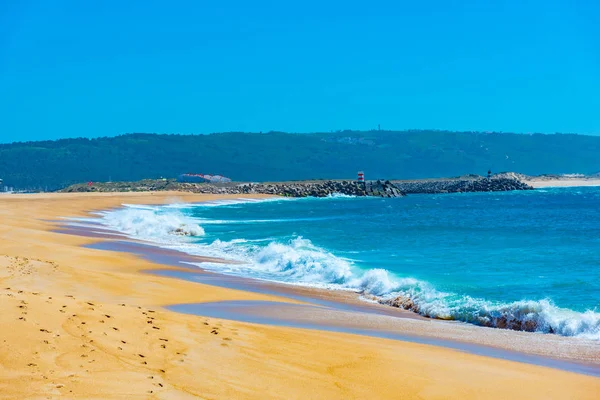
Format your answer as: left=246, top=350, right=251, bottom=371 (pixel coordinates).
left=98, top=205, right=204, bottom=241
left=326, top=193, right=357, bottom=199
left=94, top=203, right=600, bottom=340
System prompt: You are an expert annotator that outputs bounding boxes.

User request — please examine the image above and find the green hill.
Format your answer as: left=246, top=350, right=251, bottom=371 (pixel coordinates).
left=1, top=131, right=599, bottom=190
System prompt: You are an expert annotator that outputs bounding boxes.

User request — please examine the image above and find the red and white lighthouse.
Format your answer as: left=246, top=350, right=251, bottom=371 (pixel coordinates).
left=357, top=171, right=365, bottom=182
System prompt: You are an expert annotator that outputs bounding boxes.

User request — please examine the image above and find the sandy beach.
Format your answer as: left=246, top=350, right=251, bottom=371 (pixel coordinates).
left=525, top=177, right=600, bottom=188
left=1, top=192, right=599, bottom=399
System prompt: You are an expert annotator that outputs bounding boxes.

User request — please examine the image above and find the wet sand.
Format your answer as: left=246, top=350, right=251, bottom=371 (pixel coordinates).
left=1, top=191, right=599, bottom=399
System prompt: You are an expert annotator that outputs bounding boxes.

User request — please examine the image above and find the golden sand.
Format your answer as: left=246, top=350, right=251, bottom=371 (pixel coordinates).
left=0, top=192, right=598, bottom=399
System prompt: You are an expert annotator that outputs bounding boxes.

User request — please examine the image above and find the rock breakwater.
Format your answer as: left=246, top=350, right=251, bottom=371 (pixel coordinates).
left=60, top=176, right=533, bottom=197
left=393, top=177, right=533, bottom=194
left=60, top=179, right=405, bottom=198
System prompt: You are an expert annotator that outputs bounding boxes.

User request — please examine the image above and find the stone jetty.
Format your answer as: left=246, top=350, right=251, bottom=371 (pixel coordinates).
left=393, top=177, right=533, bottom=194
left=248, top=180, right=404, bottom=198
left=60, top=176, right=532, bottom=197
left=61, top=179, right=405, bottom=198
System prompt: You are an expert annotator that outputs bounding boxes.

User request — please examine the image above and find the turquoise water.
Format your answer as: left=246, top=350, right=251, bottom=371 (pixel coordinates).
left=98, top=187, right=600, bottom=338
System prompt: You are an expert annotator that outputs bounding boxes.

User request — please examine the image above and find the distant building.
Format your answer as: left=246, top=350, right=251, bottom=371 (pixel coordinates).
left=178, top=173, right=232, bottom=183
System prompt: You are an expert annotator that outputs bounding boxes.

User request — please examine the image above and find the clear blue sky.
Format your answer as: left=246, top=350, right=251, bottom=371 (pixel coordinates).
left=1, top=0, right=599, bottom=143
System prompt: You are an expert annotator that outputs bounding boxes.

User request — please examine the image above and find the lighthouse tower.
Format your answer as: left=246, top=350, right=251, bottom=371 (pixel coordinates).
left=357, top=171, right=365, bottom=182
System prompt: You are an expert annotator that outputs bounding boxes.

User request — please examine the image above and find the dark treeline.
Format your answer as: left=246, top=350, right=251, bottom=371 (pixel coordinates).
left=1, top=130, right=599, bottom=190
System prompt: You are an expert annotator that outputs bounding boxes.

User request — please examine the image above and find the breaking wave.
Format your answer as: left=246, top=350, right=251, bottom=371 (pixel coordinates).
left=196, top=237, right=600, bottom=339
left=98, top=205, right=205, bottom=241
left=96, top=202, right=600, bottom=340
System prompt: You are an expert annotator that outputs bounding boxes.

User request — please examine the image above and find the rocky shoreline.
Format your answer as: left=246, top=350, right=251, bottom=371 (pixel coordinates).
left=60, top=176, right=533, bottom=197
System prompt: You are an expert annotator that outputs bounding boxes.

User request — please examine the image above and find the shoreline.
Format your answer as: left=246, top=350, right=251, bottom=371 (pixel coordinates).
left=79, top=235, right=600, bottom=375
left=1, top=192, right=599, bottom=398
left=65, top=198, right=600, bottom=368
left=83, top=196, right=600, bottom=343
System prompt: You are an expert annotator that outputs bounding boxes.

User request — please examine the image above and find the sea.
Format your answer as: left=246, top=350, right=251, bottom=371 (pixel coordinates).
left=93, top=187, right=600, bottom=339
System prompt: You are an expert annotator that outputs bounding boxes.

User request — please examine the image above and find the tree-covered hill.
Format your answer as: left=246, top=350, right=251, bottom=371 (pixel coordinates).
left=1, top=130, right=599, bottom=190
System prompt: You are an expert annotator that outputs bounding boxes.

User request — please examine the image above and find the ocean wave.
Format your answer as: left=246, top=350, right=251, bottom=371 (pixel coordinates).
left=196, top=236, right=600, bottom=339
left=96, top=203, right=600, bottom=340
left=197, top=237, right=354, bottom=285
left=378, top=292, right=600, bottom=339
left=99, top=206, right=205, bottom=241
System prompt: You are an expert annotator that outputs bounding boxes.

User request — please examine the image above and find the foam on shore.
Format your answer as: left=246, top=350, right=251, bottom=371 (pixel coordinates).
left=89, top=201, right=600, bottom=340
